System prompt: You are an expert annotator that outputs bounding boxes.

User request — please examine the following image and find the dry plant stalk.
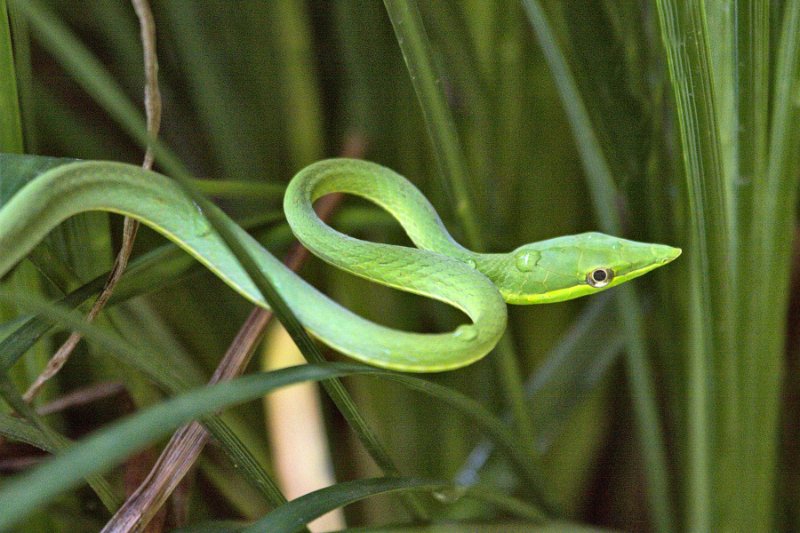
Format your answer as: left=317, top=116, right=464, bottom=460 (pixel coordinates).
left=23, top=0, right=162, bottom=402
left=104, top=135, right=365, bottom=531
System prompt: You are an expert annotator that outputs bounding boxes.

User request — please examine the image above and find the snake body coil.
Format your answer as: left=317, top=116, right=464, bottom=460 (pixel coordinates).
left=0, top=158, right=680, bottom=372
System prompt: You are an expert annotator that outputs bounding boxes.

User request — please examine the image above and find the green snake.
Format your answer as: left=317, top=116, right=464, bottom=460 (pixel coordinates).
left=0, top=158, right=680, bottom=372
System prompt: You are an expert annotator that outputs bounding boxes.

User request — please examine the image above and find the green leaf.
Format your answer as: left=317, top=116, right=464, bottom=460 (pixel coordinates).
left=245, top=477, right=544, bottom=533
left=0, top=0, right=23, bottom=154
left=521, top=2, right=673, bottom=530
left=0, top=363, right=553, bottom=530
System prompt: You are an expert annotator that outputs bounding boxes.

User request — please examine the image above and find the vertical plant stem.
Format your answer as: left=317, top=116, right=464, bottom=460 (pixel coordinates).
left=733, top=2, right=770, bottom=529
left=520, top=1, right=674, bottom=531
left=271, top=0, right=324, bottom=168
left=383, top=0, right=536, bottom=454
left=743, top=4, right=800, bottom=529
left=656, top=2, right=738, bottom=530
left=22, top=0, right=162, bottom=403
left=382, top=0, right=482, bottom=246
left=0, top=0, right=23, bottom=153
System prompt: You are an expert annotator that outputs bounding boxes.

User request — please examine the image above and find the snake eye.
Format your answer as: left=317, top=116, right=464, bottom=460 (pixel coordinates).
left=586, top=268, right=613, bottom=288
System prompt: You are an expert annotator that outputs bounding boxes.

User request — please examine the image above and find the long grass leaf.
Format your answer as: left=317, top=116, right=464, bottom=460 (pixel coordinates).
left=457, top=294, right=623, bottom=487
left=0, top=0, right=22, bottom=153
left=0, top=371, right=120, bottom=512
left=741, top=4, right=800, bottom=529
left=383, top=0, right=534, bottom=459
left=382, top=0, right=482, bottom=246
left=0, top=287, right=289, bottom=507
left=271, top=0, right=324, bottom=168
left=520, top=2, right=673, bottom=530
left=0, top=362, right=562, bottom=530
left=245, top=477, right=546, bottom=533
left=0, top=411, right=45, bottom=448
left=655, top=2, right=739, bottom=530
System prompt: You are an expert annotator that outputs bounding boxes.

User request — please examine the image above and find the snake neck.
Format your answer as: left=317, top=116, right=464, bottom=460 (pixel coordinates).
left=467, top=252, right=506, bottom=277
left=467, top=252, right=527, bottom=303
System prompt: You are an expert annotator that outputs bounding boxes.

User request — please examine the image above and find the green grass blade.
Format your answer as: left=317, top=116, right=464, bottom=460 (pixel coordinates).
left=0, top=0, right=22, bottom=153
left=0, top=371, right=121, bottom=512
left=10, top=0, right=147, bottom=157
left=245, top=477, right=546, bottom=533
left=383, top=0, right=534, bottom=459
left=0, top=365, right=353, bottom=531
left=655, top=2, right=741, bottom=530
left=380, top=374, right=553, bottom=510
left=271, top=0, right=324, bottom=168
left=0, top=287, right=289, bottom=507
left=0, top=362, right=561, bottom=530
left=741, top=4, right=800, bottom=529
left=458, top=294, right=623, bottom=487
left=12, top=0, right=189, bottom=179
left=0, top=411, right=46, bottom=448
left=382, top=0, right=482, bottom=246
left=733, top=1, right=770, bottom=241
left=5, top=0, right=34, bottom=152
left=520, top=2, right=673, bottom=530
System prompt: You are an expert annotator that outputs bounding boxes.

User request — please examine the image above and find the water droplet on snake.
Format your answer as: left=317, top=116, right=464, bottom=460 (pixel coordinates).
left=465, top=259, right=477, bottom=269
left=515, top=250, right=539, bottom=272
left=453, top=325, right=477, bottom=341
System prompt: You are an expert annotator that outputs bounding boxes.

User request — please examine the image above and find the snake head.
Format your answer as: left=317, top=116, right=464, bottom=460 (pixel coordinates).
left=491, top=232, right=681, bottom=304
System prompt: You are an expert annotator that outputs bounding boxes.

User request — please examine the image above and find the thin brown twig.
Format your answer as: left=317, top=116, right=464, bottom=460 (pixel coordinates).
left=103, top=135, right=365, bottom=532
left=35, top=381, right=125, bottom=416
left=23, top=0, right=162, bottom=402
left=0, top=455, right=45, bottom=472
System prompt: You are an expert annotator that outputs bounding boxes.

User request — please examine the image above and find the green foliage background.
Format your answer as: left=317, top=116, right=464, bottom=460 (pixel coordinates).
left=0, top=1, right=799, bottom=532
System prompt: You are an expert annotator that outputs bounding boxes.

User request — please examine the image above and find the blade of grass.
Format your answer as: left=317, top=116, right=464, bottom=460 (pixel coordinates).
left=5, top=0, right=35, bottom=152
left=11, top=0, right=194, bottom=182
left=155, top=2, right=252, bottom=178
left=458, top=294, right=624, bottom=487
left=0, top=364, right=349, bottom=531
left=383, top=0, right=536, bottom=464
left=0, top=0, right=23, bottom=153
left=742, top=4, right=800, bottom=529
left=382, top=0, right=482, bottom=246
left=729, top=1, right=770, bottom=529
left=0, top=362, right=560, bottom=530
left=0, top=287, right=290, bottom=511
left=0, top=411, right=45, bottom=448
left=271, top=0, right=324, bottom=168
left=245, top=477, right=546, bottom=533
left=655, top=2, right=740, bottom=530
left=520, top=2, right=674, bottom=530
left=0, top=371, right=121, bottom=511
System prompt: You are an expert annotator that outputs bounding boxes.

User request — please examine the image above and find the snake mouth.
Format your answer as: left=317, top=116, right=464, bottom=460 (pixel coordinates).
left=657, top=245, right=682, bottom=263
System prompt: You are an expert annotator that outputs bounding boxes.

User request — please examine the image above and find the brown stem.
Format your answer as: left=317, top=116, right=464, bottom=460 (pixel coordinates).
left=23, top=0, right=162, bottom=403
left=102, top=135, right=365, bottom=532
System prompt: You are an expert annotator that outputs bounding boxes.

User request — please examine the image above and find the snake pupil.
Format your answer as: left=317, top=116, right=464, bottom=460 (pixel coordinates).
left=587, top=268, right=613, bottom=288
